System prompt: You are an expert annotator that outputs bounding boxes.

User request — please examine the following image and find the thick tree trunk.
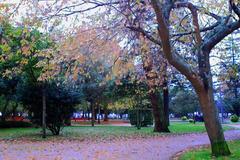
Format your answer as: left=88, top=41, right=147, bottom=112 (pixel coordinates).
left=163, top=81, right=170, bottom=126
left=42, top=86, right=47, bottom=138
left=196, top=88, right=230, bottom=156
left=195, top=49, right=230, bottom=156
left=150, top=91, right=170, bottom=132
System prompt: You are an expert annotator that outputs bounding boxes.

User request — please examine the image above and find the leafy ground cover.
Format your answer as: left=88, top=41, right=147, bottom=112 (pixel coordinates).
left=0, top=122, right=232, bottom=141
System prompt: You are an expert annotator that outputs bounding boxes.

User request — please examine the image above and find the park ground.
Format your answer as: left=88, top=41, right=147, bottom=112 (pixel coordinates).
left=0, top=122, right=240, bottom=160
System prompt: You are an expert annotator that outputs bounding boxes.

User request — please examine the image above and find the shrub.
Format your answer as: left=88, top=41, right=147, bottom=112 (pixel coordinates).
left=18, top=81, right=81, bottom=135
left=189, top=119, right=195, bottom=123
left=181, top=116, right=188, bottom=121
left=129, top=109, right=153, bottom=127
left=230, top=114, right=239, bottom=123
left=0, top=121, right=32, bottom=128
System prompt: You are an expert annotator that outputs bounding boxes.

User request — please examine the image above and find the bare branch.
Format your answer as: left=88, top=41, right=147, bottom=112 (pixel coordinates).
left=171, top=22, right=220, bottom=37
left=229, top=0, right=240, bottom=18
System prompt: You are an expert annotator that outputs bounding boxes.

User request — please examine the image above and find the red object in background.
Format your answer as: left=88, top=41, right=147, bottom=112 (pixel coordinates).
left=11, top=116, right=24, bottom=121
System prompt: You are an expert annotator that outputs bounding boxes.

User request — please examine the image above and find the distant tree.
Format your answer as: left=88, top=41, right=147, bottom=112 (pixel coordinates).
left=170, top=90, right=199, bottom=117
left=0, top=77, right=20, bottom=121
left=224, top=98, right=240, bottom=116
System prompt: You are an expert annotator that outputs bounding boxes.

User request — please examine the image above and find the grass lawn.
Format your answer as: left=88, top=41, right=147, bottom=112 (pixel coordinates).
left=179, top=141, right=240, bottom=160
left=0, top=122, right=233, bottom=141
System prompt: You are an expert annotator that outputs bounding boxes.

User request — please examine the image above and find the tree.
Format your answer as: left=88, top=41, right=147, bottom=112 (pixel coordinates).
left=170, top=90, right=199, bottom=117
left=140, top=36, right=169, bottom=132
left=57, top=27, right=121, bottom=126
left=217, top=35, right=240, bottom=115
left=0, top=77, right=20, bottom=121
left=149, top=0, right=240, bottom=156
left=0, top=18, right=52, bottom=124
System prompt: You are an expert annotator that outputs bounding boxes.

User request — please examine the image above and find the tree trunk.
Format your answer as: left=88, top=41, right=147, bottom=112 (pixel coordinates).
left=87, top=111, right=90, bottom=120
left=197, top=88, right=230, bottom=156
left=150, top=91, right=170, bottom=132
left=103, top=107, right=108, bottom=121
left=82, top=110, right=85, bottom=118
left=97, top=105, right=100, bottom=124
left=163, top=81, right=170, bottom=126
left=91, top=103, right=95, bottom=127
left=195, top=49, right=230, bottom=156
left=42, top=86, right=47, bottom=138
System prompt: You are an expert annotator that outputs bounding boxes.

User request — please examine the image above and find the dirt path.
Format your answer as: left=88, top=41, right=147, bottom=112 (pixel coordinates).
left=225, top=123, right=240, bottom=129
left=0, top=130, right=240, bottom=160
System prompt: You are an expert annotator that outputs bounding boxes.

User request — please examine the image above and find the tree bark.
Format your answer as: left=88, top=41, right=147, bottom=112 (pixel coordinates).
left=163, top=85, right=170, bottom=126
left=149, top=91, right=169, bottom=132
left=42, top=86, right=46, bottom=138
left=103, top=107, right=108, bottom=121
left=162, top=61, right=170, bottom=126
left=195, top=48, right=230, bottom=155
left=91, top=103, right=95, bottom=127
left=196, top=87, right=230, bottom=156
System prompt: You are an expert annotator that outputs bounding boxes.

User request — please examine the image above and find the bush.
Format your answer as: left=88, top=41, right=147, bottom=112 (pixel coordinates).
left=181, top=116, right=188, bottom=121
left=129, top=109, right=153, bottom=127
left=189, top=119, right=195, bottom=123
left=0, top=121, right=32, bottom=128
left=230, top=114, right=239, bottom=123
left=18, top=81, right=81, bottom=135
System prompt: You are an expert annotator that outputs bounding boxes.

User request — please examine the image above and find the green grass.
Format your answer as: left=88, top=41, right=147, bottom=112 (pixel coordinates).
left=180, top=141, right=240, bottom=160
left=0, top=122, right=233, bottom=141
left=170, top=122, right=206, bottom=133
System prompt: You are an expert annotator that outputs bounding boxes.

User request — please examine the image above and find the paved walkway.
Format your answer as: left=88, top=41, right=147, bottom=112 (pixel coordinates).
left=226, top=123, right=240, bottom=129
left=0, top=130, right=240, bottom=160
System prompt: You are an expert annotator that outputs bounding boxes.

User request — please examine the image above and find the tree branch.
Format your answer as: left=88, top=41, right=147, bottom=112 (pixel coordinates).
left=126, top=26, right=161, bottom=46
left=171, top=22, right=220, bottom=37
left=174, top=2, right=202, bottom=45
left=229, top=0, right=240, bottom=18
left=203, top=21, right=240, bottom=51
left=150, top=0, right=204, bottom=89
